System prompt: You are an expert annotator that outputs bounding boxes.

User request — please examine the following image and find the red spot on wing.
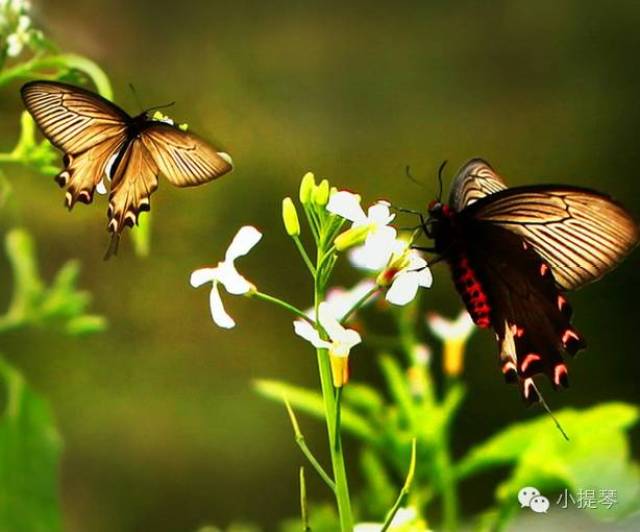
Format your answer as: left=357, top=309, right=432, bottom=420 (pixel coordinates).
left=557, top=295, right=567, bottom=311
left=562, top=327, right=586, bottom=355
left=553, top=363, right=569, bottom=388
left=501, top=361, right=518, bottom=383
left=521, top=353, right=541, bottom=373
left=522, top=378, right=539, bottom=403
left=540, top=263, right=549, bottom=277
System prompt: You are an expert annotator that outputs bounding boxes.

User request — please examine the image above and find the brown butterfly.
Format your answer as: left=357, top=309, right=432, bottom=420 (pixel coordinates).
left=21, top=80, right=233, bottom=258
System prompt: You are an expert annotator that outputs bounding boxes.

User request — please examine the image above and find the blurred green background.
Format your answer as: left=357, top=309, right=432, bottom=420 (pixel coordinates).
left=1, top=0, right=640, bottom=530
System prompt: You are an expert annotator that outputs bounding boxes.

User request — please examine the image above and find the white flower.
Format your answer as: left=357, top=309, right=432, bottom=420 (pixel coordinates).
left=385, top=249, right=433, bottom=306
left=190, top=226, right=262, bottom=329
left=319, top=279, right=376, bottom=322
left=294, top=302, right=361, bottom=357
left=5, top=14, right=30, bottom=57
left=328, top=191, right=399, bottom=270
left=427, top=310, right=475, bottom=343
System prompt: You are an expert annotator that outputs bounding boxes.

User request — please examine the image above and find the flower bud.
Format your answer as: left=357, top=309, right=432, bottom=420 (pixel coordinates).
left=334, top=225, right=370, bottom=251
left=282, top=197, right=301, bottom=236
left=299, top=172, right=316, bottom=204
left=313, top=179, right=330, bottom=206
left=330, top=354, right=350, bottom=387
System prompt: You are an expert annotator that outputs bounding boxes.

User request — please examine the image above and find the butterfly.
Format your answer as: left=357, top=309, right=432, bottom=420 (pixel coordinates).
left=21, top=80, right=234, bottom=258
left=417, top=159, right=639, bottom=403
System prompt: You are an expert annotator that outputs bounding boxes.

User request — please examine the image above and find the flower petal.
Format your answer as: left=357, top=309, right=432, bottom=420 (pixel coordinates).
left=407, top=252, right=427, bottom=271
left=209, top=283, right=236, bottom=328
left=386, top=271, right=420, bottom=306
left=367, top=201, right=395, bottom=225
left=225, top=226, right=262, bottom=262
left=417, top=266, right=433, bottom=288
left=325, top=279, right=376, bottom=321
left=293, top=320, right=331, bottom=349
left=340, top=328, right=362, bottom=350
left=326, top=191, right=367, bottom=224
left=428, top=311, right=475, bottom=341
left=216, top=261, right=252, bottom=295
left=190, top=267, right=218, bottom=287
left=318, top=302, right=345, bottom=340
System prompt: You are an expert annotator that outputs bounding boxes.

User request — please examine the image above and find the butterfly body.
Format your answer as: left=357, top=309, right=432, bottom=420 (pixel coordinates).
left=423, top=159, right=638, bottom=403
left=21, top=80, right=234, bottom=258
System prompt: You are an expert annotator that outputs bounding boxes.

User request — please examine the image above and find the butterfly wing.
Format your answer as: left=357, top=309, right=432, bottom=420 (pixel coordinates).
left=21, top=81, right=129, bottom=206
left=463, top=185, right=640, bottom=290
left=449, top=158, right=508, bottom=211
left=140, top=123, right=233, bottom=187
left=457, top=221, right=584, bottom=402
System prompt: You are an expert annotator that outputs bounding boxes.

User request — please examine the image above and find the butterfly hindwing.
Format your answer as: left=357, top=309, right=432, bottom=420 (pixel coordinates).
left=458, top=221, right=584, bottom=402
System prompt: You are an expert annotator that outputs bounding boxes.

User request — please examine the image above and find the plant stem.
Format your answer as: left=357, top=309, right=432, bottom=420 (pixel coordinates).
left=381, top=439, right=417, bottom=532
left=284, top=399, right=336, bottom=492
left=314, top=261, right=353, bottom=531
left=341, top=286, right=379, bottom=324
left=292, top=235, right=316, bottom=277
left=251, top=291, right=314, bottom=324
left=437, top=433, right=459, bottom=532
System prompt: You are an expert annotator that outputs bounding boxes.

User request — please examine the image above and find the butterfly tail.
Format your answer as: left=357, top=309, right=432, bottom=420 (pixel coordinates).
left=104, top=233, right=120, bottom=260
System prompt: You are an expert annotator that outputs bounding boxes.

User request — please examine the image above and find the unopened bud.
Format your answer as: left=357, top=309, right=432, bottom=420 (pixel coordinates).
left=313, top=179, right=330, bottom=206
left=282, top=197, right=301, bottom=236
left=334, top=225, right=370, bottom=251
left=299, top=172, right=316, bottom=204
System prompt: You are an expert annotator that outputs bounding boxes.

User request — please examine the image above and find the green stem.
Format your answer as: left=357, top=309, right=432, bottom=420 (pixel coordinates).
left=284, top=399, right=336, bottom=493
left=251, top=291, right=314, bottom=324
left=292, top=235, right=316, bottom=277
left=437, top=433, right=459, bottom=532
left=314, top=262, right=353, bottom=531
left=341, top=285, right=379, bottom=324
left=381, top=439, right=417, bottom=532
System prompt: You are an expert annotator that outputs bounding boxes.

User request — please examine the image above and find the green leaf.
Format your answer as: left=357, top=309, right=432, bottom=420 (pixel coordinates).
left=0, top=356, right=63, bottom=532
left=254, top=379, right=376, bottom=443
left=457, top=403, right=640, bottom=521
left=0, top=228, right=106, bottom=335
left=131, top=210, right=152, bottom=257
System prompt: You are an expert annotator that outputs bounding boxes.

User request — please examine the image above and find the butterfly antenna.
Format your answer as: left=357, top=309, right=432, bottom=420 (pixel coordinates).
left=144, top=101, right=176, bottom=114
left=532, top=381, right=570, bottom=441
left=405, top=165, right=425, bottom=187
left=129, top=83, right=145, bottom=114
left=103, top=234, right=120, bottom=261
left=437, top=160, right=447, bottom=202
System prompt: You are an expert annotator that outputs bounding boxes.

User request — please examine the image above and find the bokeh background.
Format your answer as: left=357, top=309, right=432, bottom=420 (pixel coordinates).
left=1, top=0, right=639, bottom=530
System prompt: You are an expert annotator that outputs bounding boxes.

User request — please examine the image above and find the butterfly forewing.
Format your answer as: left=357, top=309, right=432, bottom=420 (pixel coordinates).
left=464, top=186, right=640, bottom=290
left=21, top=81, right=128, bottom=154
left=449, top=158, right=508, bottom=211
left=141, top=123, right=233, bottom=187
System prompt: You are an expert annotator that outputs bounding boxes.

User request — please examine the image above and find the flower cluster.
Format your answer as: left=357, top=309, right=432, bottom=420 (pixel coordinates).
left=189, top=173, right=436, bottom=387
left=1, top=0, right=41, bottom=58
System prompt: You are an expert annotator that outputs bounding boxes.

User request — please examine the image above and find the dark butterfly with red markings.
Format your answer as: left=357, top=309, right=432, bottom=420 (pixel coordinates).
left=419, top=159, right=639, bottom=403
left=21, top=80, right=234, bottom=258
